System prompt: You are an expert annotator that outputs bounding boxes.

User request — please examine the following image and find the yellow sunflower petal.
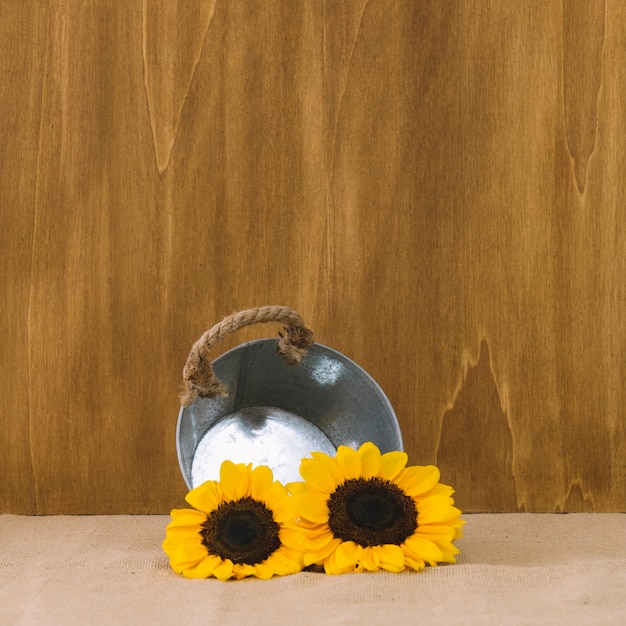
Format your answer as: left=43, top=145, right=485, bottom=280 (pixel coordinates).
left=404, top=555, right=426, bottom=572
left=265, top=549, right=301, bottom=576
left=281, top=546, right=306, bottom=568
left=397, top=465, right=441, bottom=497
left=220, top=461, right=250, bottom=501
left=297, top=529, right=336, bottom=551
left=250, top=464, right=274, bottom=500
left=283, top=523, right=329, bottom=546
left=181, top=554, right=222, bottom=578
left=166, top=509, right=207, bottom=533
left=232, top=563, right=257, bottom=579
left=261, top=481, right=293, bottom=523
left=358, top=546, right=381, bottom=571
left=310, top=451, right=345, bottom=484
left=378, top=450, right=408, bottom=480
left=418, top=518, right=464, bottom=540
left=326, top=540, right=362, bottom=575
left=423, top=483, right=455, bottom=498
left=164, top=532, right=203, bottom=548
left=278, top=527, right=303, bottom=550
left=304, top=537, right=342, bottom=566
left=163, top=521, right=207, bottom=544
left=168, top=507, right=207, bottom=523
left=300, top=457, right=339, bottom=494
left=404, top=535, right=444, bottom=566
left=163, top=537, right=206, bottom=563
left=253, top=562, right=275, bottom=579
left=335, top=445, right=361, bottom=480
left=164, top=526, right=203, bottom=541
left=293, top=493, right=329, bottom=524
left=417, top=497, right=462, bottom=524
left=165, top=534, right=205, bottom=556
left=336, top=540, right=363, bottom=569
left=184, top=481, right=222, bottom=514
left=377, top=544, right=406, bottom=573
left=290, top=517, right=325, bottom=532
left=358, top=442, right=381, bottom=478
left=212, top=558, right=234, bottom=581
left=265, top=548, right=303, bottom=576
left=414, top=524, right=457, bottom=543
left=163, top=552, right=193, bottom=574
left=438, top=548, right=459, bottom=563
left=286, top=481, right=307, bottom=495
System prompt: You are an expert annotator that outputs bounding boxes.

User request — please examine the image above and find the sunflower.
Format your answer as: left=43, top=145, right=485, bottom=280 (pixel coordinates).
left=286, top=442, right=464, bottom=575
left=163, top=461, right=303, bottom=580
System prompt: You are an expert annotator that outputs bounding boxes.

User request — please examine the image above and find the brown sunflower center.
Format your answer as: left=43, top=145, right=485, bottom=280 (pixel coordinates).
left=201, top=496, right=281, bottom=565
left=327, top=477, right=418, bottom=547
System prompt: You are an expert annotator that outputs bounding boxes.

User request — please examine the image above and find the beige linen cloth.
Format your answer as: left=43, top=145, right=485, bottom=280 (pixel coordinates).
left=1, top=513, right=624, bottom=625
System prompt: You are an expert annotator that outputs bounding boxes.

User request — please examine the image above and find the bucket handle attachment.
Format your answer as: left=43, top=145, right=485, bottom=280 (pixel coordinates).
left=180, top=306, right=314, bottom=406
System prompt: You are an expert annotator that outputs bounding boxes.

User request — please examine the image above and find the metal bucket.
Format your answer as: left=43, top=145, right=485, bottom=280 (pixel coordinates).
left=176, top=338, right=403, bottom=488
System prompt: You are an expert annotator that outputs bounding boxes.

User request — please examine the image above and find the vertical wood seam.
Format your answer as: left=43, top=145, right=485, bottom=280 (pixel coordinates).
left=561, top=0, right=606, bottom=195
left=142, top=0, right=218, bottom=174
left=26, top=5, right=54, bottom=514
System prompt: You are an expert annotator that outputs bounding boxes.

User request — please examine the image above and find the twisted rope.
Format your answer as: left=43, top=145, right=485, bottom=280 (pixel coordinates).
left=180, top=306, right=314, bottom=406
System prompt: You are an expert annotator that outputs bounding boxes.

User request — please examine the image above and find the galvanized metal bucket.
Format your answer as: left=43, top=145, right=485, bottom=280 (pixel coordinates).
left=176, top=307, right=402, bottom=488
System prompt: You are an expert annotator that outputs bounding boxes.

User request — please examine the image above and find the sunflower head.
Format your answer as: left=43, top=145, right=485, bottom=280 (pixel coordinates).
left=286, top=442, right=464, bottom=575
left=163, top=461, right=303, bottom=580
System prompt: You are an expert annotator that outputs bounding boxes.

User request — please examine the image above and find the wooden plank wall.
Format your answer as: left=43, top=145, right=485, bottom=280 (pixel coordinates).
left=1, top=1, right=625, bottom=513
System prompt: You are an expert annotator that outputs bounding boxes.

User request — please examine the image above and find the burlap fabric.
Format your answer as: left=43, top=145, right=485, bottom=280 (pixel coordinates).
left=1, top=514, right=624, bottom=625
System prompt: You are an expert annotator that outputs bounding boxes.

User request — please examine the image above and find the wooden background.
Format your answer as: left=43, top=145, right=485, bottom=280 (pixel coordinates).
left=1, top=0, right=625, bottom=514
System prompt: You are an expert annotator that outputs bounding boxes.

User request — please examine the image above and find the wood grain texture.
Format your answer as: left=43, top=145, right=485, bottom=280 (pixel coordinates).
left=1, top=1, right=624, bottom=513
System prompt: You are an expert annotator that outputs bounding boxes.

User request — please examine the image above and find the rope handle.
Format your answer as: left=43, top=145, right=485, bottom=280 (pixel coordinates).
left=180, top=306, right=314, bottom=406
